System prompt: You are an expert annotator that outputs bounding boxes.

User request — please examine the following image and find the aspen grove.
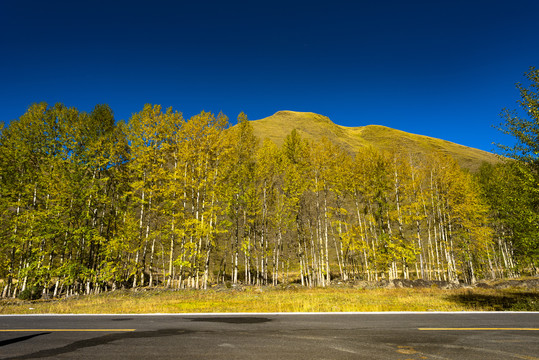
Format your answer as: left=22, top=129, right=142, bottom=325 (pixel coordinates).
left=0, top=103, right=533, bottom=298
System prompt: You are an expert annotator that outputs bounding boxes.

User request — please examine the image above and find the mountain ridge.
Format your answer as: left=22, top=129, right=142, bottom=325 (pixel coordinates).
left=248, top=110, right=499, bottom=172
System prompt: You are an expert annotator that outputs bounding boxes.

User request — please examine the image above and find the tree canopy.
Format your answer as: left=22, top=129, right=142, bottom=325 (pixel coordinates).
left=0, top=97, right=536, bottom=298
left=492, top=67, right=539, bottom=268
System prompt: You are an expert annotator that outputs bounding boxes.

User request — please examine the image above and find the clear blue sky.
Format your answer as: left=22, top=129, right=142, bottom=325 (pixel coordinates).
left=1, top=0, right=538, bottom=153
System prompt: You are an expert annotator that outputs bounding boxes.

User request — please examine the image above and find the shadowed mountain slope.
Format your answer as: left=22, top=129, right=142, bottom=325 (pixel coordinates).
left=249, top=110, right=500, bottom=172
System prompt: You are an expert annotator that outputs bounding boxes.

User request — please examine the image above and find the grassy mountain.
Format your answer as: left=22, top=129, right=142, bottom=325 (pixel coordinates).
left=249, top=110, right=500, bottom=171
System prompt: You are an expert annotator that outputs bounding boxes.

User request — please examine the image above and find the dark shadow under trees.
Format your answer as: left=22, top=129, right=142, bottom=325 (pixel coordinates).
left=446, top=289, right=538, bottom=311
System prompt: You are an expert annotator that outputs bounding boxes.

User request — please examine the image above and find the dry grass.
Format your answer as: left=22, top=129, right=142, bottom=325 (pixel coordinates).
left=1, top=286, right=536, bottom=314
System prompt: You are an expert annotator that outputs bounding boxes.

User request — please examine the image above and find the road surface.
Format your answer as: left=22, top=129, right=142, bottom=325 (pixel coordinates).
left=1, top=312, right=538, bottom=359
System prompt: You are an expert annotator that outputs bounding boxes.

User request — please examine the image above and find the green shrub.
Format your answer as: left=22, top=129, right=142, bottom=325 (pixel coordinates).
left=18, top=286, right=42, bottom=300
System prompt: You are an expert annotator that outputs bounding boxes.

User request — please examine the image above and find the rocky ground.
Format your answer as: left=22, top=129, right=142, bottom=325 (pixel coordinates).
left=216, top=277, right=539, bottom=292
left=353, top=277, right=539, bottom=290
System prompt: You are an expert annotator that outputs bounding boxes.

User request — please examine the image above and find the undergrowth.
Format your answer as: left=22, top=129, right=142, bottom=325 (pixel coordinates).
left=1, top=286, right=536, bottom=314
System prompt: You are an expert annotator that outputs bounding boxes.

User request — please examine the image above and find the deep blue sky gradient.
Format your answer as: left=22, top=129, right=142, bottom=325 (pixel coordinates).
left=1, top=0, right=538, bottom=152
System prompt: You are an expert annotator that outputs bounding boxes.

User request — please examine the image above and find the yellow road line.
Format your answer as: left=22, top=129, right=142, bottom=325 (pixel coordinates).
left=0, top=329, right=136, bottom=332
left=419, top=328, right=539, bottom=331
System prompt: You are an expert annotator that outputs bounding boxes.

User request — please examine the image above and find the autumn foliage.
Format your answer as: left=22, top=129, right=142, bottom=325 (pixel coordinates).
left=0, top=103, right=534, bottom=298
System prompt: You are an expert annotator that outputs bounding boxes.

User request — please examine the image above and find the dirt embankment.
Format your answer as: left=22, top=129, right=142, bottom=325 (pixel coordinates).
left=349, top=278, right=539, bottom=290
left=214, top=277, right=539, bottom=292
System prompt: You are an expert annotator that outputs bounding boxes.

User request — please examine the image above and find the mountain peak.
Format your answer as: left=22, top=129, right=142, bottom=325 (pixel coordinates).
left=251, top=110, right=345, bottom=147
left=248, top=111, right=499, bottom=172
left=270, top=110, right=334, bottom=124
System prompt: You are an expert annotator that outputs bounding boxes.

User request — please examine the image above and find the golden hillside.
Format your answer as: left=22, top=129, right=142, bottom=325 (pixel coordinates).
left=249, top=110, right=500, bottom=171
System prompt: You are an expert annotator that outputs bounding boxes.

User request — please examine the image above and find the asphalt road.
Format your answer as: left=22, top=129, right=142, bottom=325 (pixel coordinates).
left=0, top=312, right=538, bottom=359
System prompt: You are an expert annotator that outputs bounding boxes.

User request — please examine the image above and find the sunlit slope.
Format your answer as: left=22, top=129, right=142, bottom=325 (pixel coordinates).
left=249, top=110, right=500, bottom=171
